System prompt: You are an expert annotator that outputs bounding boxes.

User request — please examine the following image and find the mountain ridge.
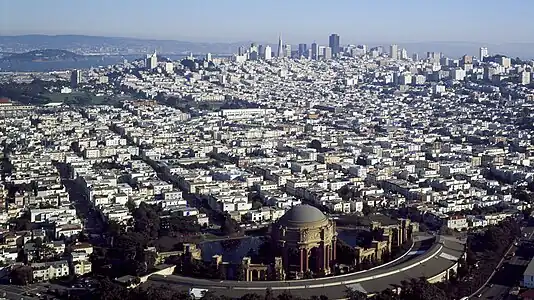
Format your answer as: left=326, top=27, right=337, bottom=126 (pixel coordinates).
left=0, top=34, right=532, bottom=58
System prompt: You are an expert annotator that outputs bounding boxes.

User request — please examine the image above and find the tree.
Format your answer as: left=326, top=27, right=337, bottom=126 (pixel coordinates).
left=241, top=294, right=263, bottom=300
left=265, top=288, right=274, bottom=300
left=78, top=231, right=88, bottom=243
left=336, top=239, right=357, bottom=265
left=345, top=287, right=367, bottom=300
left=10, top=266, right=32, bottom=285
left=126, top=199, right=137, bottom=213
left=133, top=203, right=160, bottom=239
left=309, top=139, right=322, bottom=152
left=106, top=220, right=122, bottom=237
left=362, top=203, right=372, bottom=216
left=221, top=214, right=242, bottom=236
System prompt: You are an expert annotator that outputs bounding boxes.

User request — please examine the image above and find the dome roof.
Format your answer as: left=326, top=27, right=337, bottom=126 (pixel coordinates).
left=278, top=205, right=327, bottom=227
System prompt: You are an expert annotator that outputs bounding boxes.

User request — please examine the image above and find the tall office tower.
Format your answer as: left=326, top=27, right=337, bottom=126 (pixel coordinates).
left=206, top=53, right=212, bottom=62
left=298, top=43, right=307, bottom=57
left=284, top=44, right=292, bottom=58
left=329, top=34, right=340, bottom=57
left=323, top=47, right=332, bottom=60
left=390, top=44, right=398, bottom=60
left=277, top=34, right=284, bottom=58
left=264, top=45, right=272, bottom=60
left=479, top=47, right=488, bottom=62
left=70, top=69, right=81, bottom=88
left=250, top=43, right=258, bottom=53
left=311, top=42, right=319, bottom=60
left=258, top=45, right=265, bottom=58
left=400, top=48, right=408, bottom=60
left=146, top=50, right=158, bottom=70
left=249, top=50, right=258, bottom=61
left=249, top=43, right=259, bottom=60
left=376, top=46, right=384, bottom=54
left=412, top=53, right=419, bottom=61
left=238, top=46, right=245, bottom=56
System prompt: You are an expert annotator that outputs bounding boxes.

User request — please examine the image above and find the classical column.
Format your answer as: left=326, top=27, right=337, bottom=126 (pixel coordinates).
left=323, top=244, right=328, bottom=271
left=332, top=239, right=337, bottom=261
left=282, top=245, right=289, bottom=270
left=303, top=248, right=309, bottom=272
left=317, top=246, right=323, bottom=273
left=320, top=242, right=330, bottom=274
left=300, top=248, right=304, bottom=273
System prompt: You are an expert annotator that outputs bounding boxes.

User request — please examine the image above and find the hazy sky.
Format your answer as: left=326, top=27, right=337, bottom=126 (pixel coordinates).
left=1, top=0, right=532, bottom=44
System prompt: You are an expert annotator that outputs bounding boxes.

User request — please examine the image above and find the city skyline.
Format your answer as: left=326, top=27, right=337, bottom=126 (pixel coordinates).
left=1, top=0, right=533, bottom=44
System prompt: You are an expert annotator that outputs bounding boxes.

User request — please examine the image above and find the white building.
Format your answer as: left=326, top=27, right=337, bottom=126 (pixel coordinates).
left=146, top=51, right=158, bottom=70
left=264, top=45, right=272, bottom=60
left=479, top=47, right=488, bottom=62
left=390, top=44, right=398, bottom=60
left=31, top=260, right=70, bottom=282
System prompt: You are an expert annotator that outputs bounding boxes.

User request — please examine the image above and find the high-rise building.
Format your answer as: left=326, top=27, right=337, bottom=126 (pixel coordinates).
left=298, top=44, right=307, bottom=57
left=412, top=53, right=419, bottom=61
left=498, top=56, right=511, bottom=68
left=164, top=62, right=174, bottom=73
left=390, top=44, right=398, bottom=60
left=146, top=50, right=158, bottom=70
left=323, top=47, right=332, bottom=60
left=479, top=47, right=489, bottom=62
left=400, top=48, right=408, bottom=60
left=277, top=34, right=284, bottom=58
left=264, top=45, right=272, bottom=60
left=70, top=69, right=81, bottom=88
left=520, top=71, right=531, bottom=85
left=249, top=43, right=259, bottom=61
left=206, top=53, right=212, bottom=62
left=284, top=44, right=292, bottom=58
left=329, top=34, right=340, bottom=57
left=311, top=42, right=319, bottom=60
left=258, top=45, right=265, bottom=57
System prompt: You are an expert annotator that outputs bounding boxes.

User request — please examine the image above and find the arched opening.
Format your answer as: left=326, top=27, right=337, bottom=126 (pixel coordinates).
left=251, top=269, right=259, bottom=281
left=287, top=247, right=299, bottom=272
left=308, top=247, right=319, bottom=273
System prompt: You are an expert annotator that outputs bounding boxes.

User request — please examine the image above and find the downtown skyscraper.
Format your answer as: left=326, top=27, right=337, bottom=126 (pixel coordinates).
left=311, top=42, right=319, bottom=60
left=329, top=34, right=340, bottom=57
left=390, top=44, right=398, bottom=60
left=277, top=34, right=284, bottom=58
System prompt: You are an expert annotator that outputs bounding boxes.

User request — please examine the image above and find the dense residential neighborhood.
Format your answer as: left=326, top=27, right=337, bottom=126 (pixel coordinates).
left=0, top=40, right=533, bottom=300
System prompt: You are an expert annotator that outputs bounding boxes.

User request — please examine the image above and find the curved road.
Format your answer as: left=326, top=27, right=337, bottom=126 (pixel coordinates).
left=147, top=235, right=465, bottom=298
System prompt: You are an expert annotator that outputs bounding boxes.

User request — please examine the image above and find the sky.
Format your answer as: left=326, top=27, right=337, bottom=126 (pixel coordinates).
left=1, top=0, right=533, bottom=44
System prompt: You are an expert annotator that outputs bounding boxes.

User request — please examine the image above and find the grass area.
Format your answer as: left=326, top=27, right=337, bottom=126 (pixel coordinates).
left=46, top=92, right=116, bottom=105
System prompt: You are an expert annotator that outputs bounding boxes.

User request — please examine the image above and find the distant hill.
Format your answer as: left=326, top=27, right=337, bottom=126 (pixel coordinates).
left=2, top=49, right=83, bottom=62
left=0, top=34, right=532, bottom=58
left=0, top=34, right=253, bottom=55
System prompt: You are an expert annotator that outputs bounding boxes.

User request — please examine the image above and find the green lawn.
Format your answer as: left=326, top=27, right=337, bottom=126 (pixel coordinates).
left=47, top=92, right=116, bottom=106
